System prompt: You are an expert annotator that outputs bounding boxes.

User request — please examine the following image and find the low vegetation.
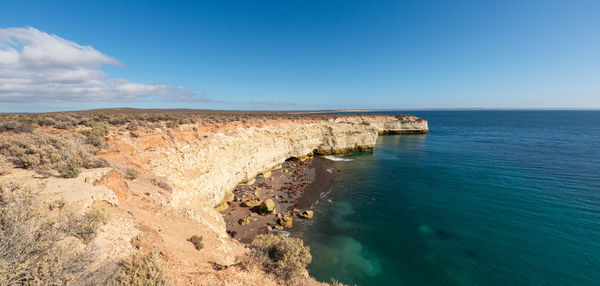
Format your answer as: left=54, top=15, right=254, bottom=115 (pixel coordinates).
left=116, top=250, right=172, bottom=286
left=187, top=235, right=204, bottom=250
left=81, top=122, right=109, bottom=147
left=152, top=178, right=172, bottom=191
left=0, top=156, right=11, bottom=175
left=57, top=160, right=82, bottom=178
left=0, top=109, right=414, bottom=135
left=248, top=233, right=312, bottom=281
left=0, top=183, right=173, bottom=286
left=124, top=168, right=140, bottom=180
left=0, top=131, right=103, bottom=178
left=68, top=209, right=108, bottom=243
left=0, top=183, right=114, bottom=285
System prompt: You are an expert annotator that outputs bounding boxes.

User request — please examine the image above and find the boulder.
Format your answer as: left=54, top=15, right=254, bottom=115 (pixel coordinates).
left=238, top=217, right=251, bottom=226
left=241, top=199, right=260, bottom=207
left=298, top=210, right=314, bottom=219
left=277, top=216, right=293, bottom=228
left=260, top=199, right=275, bottom=214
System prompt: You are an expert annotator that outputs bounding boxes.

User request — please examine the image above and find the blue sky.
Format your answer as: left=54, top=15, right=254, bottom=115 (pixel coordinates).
left=0, top=0, right=599, bottom=112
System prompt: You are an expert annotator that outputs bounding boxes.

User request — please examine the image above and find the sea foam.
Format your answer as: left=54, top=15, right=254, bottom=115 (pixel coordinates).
left=324, top=156, right=354, bottom=162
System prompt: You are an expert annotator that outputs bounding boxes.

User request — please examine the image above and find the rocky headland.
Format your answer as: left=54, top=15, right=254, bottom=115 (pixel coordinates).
left=0, top=110, right=427, bottom=285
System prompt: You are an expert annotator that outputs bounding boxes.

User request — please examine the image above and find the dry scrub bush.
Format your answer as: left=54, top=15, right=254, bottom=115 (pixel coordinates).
left=81, top=123, right=109, bottom=147
left=124, top=168, right=139, bottom=180
left=116, top=250, right=172, bottom=286
left=0, top=121, right=34, bottom=133
left=58, top=160, right=81, bottom=178
left=0, top=183, right=115, bottom=285
left=0, top=131, right=100, bottom=177
left=248, top=234, right=312, bottom=281
left=151, top=178, right=172, bottom=191
left=187, top=235, right=204, bottom=250
left=0, top=156, right=12, bottom=175
left=68, top=209, right=108, bottom=244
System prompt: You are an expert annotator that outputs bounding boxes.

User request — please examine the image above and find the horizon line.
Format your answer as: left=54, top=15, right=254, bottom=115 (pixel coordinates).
left=2, top=107, right=600, bottom=114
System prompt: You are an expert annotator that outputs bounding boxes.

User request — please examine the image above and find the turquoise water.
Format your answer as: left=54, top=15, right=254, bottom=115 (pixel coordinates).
left=294, top=111, right=600, bottom=285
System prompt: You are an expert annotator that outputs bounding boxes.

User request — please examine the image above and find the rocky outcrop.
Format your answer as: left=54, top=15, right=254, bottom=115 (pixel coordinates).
left=260, top=199, right=275, bottom=214
left=149, top=115, right=427, bottom=209
left=298, top=210, right=314, bottom=219
left=277, top=215, right=293, bottom=228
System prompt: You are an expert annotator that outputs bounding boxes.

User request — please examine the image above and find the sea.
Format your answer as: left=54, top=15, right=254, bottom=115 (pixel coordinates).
left=292, top=110, right=600, bottom=286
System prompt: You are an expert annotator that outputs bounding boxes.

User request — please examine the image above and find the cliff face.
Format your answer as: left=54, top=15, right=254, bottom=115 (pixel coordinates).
left=146, top=115, right=428, bottom=209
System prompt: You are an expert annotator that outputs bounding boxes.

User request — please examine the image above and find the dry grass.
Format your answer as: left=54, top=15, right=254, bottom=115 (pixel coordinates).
left=123, top=168, right=140, bottom=180
left=152, top=178, right=172, bottom=191
left=116, top=250, right=172, bottom=286
left=0, top=156, right=12, bottom=176
left=0, top=131, right=100, bottom=178
left=248, top=233, right=312, bottom=281
left=68, top=209, right=108, bottom=244
left=0, top=109, right=415, bottom=135
left=0, top=183, right=116, bottom=285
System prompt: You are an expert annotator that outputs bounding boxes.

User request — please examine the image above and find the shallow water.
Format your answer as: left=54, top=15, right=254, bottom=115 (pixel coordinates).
left=293, top=111, right=600, bottom=286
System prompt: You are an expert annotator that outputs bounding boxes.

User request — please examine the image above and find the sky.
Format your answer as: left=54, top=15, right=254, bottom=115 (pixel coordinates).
left=0, top=0, right=599, bottom=112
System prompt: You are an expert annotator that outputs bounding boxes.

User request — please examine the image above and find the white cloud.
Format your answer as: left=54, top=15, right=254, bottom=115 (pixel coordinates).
left=0, top=27, right=210, bottom=103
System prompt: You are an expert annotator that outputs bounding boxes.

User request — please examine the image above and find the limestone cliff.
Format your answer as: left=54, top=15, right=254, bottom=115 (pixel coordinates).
left=145, top=115, right=428, bottom=209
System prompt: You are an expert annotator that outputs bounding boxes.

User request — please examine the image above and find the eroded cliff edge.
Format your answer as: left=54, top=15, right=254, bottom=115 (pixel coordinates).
left=110, top=114, right=428, bottom=210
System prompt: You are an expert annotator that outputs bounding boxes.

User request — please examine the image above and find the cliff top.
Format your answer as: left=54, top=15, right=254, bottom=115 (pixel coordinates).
left=0, top=108, right=424, bottom=135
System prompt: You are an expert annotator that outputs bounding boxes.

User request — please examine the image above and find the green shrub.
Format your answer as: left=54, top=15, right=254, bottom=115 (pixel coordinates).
left=166, top=120, right=179, bottom=129
left=124, top=168, right=139, bottom=180
left=126, top=122, right=139, bottom=131
left=82, top=157, right=109, bottom=169
left=109, top=117, right=127, bottom=126
left=68, top=209, right=107, bottom=243
left=37, top=117, right=56, bottom=127
left=187, top=235, right=204, bottom=250
left=58, top=161, right=81, bottom=178
left=78, top=119, right=93, bottom=127
left=54, top=122, right=74, bottom=130
left=249, top=234, right=312, bottom=280
left=81, top=123, right=109, bottom=147
left=46, top=198, right=66, bottom=210
left=116, top=250, right=172, bottom=286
